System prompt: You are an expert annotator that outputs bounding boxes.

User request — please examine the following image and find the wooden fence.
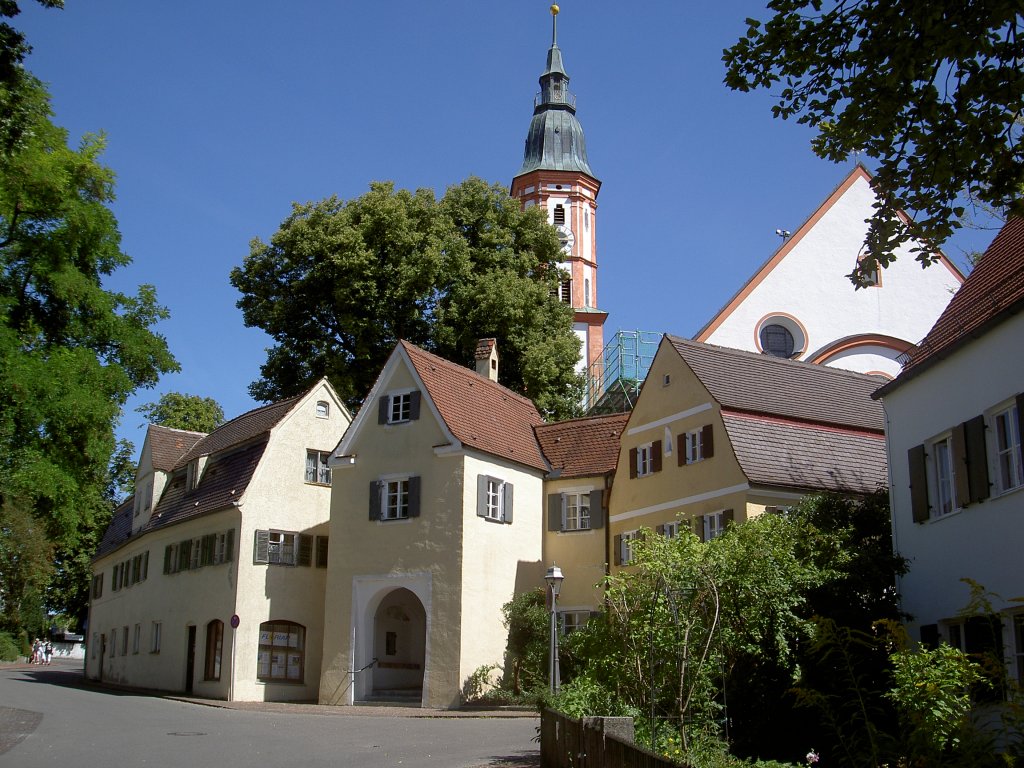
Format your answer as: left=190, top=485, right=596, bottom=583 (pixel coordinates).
left=540, top=709, right=685, bottom=768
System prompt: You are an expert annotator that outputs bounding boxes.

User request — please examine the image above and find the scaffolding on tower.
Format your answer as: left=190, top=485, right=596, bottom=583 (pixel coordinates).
left=584, top=330, right=661, bottom=414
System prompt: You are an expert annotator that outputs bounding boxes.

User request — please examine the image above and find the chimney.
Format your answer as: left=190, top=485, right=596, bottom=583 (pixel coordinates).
left=474, top=338, right=499, bottom=382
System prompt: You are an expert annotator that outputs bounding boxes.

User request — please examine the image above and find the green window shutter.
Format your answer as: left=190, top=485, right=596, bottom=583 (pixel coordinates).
left=409, top=390, right=422, bottom=420
left=677, top=433, right=686, bottom=466
left=964, top=415, right=990, bottom=503
left=476, top=475, right=488, bottom=518
left=1016, top=394, right=1024, bottom=468
left=655, top=524, right=665, bottom=536
left=369, top=481, right=381, bottom=520
left=378, top=396, right=389, bottom=424
left=723, top=509, right=734, bottom=526
left=547, top=494, right=562, bottom=531
left=408, top=476, right=421, bottom=517
left=179, top=540, right=192, bottom=571
left=693, top=516, right=704, bottom=542
left=951, top=422, right=971, bottom=509
left=254, top=530, right=270, bottom=564
left=589, top=489, right=604, bottom=529
left=298, top=534, right=313, bottom=567
left=908, top=444, right=930, bottom=523
left=142, top=551, right=149, bottom=581
left=503, top=482, right=514, bottom=524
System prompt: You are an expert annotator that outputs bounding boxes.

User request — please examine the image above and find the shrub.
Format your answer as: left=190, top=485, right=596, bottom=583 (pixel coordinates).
left=0, top=632, right=20, bottom=662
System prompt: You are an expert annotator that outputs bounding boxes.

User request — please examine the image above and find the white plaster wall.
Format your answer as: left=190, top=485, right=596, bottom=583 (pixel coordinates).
left=458, top=454, right=544, bottom=691
left=819, top=346, right=900, bottom=377
left=704, top=176, right=960, bottom=366
left=573, top=324, right=588, bottom=374
left=883, top=315, right=1024, bottom=642
left=86, top=508, right=241, bottom=698
left=232, top=381, right=347, bottom=701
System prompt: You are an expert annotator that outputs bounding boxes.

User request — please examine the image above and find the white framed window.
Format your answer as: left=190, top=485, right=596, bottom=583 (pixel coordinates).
left=132, top=623, right=141, bottom=655
left=305, top=449, right=332, bottom=485
left=637, top=443, right=654, bottom=477
left=384, top=479, right=410, bottom=520
left=389, top=393, right=412, bottom=423
left=931, top=434, right=956, bottom=517
left=663, top=520, right=680, bottom=539
left=315, top=400, right=329, bottom=419
left=189, top=537, right=202, bottom=570
left=150, top=622, right=162, bottom=653
left=268, top=531, right=296, bottom=564
left=564, top=492, right=590, bottom=531
left=560, top=610, right=590, bottom=635
left=993, top=403, right=1023, bottom=492
left=685, top=429, right=703, bottom=464
left=618, top=530, right=638, bottom=565
left=704, top=512, right=725, bottom=542
left=485, top=478, right=505, bottom=521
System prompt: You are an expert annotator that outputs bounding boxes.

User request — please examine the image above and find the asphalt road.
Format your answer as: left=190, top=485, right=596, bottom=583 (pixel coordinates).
left=0, top=662, right=540, bottom=767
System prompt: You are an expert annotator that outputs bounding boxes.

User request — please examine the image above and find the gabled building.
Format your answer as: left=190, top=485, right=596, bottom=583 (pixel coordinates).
left=319, top=341, right=549, bottom=708
left=694, top=165, right=965, bottom=378
left=608, top=335, right=888, bottom=566
left=873, top=218, right=1024, bottom=673
left=86, top=380, right=349, bottom=702
left=536, top=411, right=629, bottom=618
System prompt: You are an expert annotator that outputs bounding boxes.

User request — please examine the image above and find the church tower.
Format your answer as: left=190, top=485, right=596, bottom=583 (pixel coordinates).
left=511, top=5, right=606, bottom=375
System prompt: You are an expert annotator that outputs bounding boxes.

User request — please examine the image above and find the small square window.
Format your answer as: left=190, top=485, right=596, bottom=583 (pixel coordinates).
left=389, top=393, right=412, bottom=423
left=563, top=492, right=590, bottom=531
left=315, top=401, right=329, bottom=419
left=305, top=450, right=332, bottom=485
left=384, top=480, right=410, bottom=520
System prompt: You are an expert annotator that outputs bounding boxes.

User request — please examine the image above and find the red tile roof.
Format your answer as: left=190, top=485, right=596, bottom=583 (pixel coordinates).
left=147, top=425, right=205, bottom=471
left=535, top=412, right=630, bottom=478
left=400, top=341, right=548, bottom=472
left=876, top=217, right=1024, bottom=396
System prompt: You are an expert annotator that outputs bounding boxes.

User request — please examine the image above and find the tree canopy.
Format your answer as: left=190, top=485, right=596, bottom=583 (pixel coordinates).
left=231, top=177, right=583, bottom=420
left=137, top=392, right=224, bottom=434
left=723, top=1, right=1024, bottom=286
left=0, top=69, right=177, bottom=631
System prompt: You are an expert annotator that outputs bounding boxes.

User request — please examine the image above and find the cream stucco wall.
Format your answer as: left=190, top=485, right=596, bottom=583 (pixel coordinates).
left=86, top=381, right=348, bottom=702
left=458, top=454, right=544, bottom=692
left=543, top=475, right=608, bottom=610
left=702, top=174, right=961, bottom=377
left=608, top=343, right=751, bottom=568
left=321, top=361, right=466, bottom=708
left=882, top=314, right=1024, bottom=657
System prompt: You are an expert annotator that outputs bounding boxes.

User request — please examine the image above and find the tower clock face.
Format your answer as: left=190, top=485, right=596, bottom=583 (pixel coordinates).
left=556, top=224, right=575, bottom=252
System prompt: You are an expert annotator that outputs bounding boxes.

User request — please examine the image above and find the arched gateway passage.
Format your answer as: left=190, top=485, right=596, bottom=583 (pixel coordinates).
left=360, top=587, right=426, bottom=703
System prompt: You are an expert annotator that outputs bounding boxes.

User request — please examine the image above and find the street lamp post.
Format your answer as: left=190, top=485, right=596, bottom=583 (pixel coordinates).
left=545, top=565, right=564, bottom=694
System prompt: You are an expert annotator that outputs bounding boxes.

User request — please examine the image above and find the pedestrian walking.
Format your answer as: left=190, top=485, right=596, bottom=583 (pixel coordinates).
left=31, top=638, right=41, bottom=664
left=44, top=641, right=53, bottom=665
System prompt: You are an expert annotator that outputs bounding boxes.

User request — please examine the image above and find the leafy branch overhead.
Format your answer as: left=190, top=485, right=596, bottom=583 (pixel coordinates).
left=231, top=177, right=584, bottom=420
left=724, top=1, right=1024, bottom=286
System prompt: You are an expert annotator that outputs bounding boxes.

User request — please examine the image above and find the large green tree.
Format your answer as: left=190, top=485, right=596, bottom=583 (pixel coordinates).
left=231, top=177, right=583, bottom=420
left=724, top=1, right=1024, bottom=285
left=0, top=69, right=177, bottom=630
left=137, top=392, right=224, bottom=434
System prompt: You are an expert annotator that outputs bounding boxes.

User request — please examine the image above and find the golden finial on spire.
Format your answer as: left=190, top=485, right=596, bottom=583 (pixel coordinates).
left=550, top=4, right=559, bottom=14
left=550, top=4, right=559, bottom=45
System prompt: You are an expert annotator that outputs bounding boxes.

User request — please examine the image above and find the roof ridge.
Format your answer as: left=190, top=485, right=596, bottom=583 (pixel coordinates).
left=536, top=411, right=629, bottom=430
left=399, top=340, right=540, bottom=410
left=148, top=423, right=207, bottom=437
left=668, top=334, right=887, bottom=384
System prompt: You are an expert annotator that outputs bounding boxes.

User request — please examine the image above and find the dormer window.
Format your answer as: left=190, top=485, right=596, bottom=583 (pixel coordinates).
left=315, top=401, right=329, bottom=419
left=186, top=457, right=206, bottom=492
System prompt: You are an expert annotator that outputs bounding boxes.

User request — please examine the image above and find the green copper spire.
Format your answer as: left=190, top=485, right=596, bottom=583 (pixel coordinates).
left=514, top=5, right=595, bottom=179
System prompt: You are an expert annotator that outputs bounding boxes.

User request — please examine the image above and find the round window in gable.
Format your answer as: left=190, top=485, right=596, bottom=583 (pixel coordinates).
left=756, top=315, right=806, bottom=359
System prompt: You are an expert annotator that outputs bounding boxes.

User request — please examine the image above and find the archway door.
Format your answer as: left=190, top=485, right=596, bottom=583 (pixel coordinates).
left=369, top=588, right=426, bottom=701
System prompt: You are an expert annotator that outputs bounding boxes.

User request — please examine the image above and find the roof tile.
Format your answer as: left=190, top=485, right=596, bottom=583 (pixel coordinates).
left=535, top=412, right=630, bottom=478
left=401, top=341, right=548, bottom=472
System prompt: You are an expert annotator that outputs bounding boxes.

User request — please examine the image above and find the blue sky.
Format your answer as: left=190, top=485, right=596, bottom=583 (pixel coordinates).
left=17, top=1, right=997, bottom=456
